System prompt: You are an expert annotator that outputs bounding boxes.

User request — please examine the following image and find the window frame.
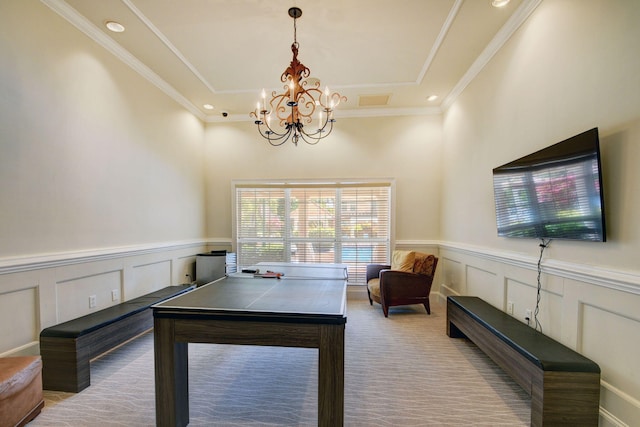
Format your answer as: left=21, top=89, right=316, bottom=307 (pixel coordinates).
left=232, top=178, right=395, bottom=284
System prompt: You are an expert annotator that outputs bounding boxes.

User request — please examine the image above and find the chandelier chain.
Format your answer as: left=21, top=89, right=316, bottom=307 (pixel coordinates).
left=293, top=13, right=297, bottom=46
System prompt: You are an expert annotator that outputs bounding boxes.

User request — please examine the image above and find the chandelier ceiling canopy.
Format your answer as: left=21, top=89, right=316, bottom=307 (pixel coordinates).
left=251, top=7, right=346, bottom=146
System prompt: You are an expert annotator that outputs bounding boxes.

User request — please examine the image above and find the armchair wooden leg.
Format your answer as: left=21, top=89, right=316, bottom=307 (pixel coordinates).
left=366, top=288, right=373, bottom=305
left=382, top=304, right=389, bottom=317
left=423, top=301, right=431, bottom=315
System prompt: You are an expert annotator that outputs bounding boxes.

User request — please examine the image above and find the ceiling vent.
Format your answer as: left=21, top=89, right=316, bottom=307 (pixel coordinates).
left=358, top=94, right=390, bottom=107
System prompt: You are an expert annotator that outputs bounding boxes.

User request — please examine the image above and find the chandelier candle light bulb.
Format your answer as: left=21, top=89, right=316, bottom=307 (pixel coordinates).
left=289, top=80, right=295, bottom=104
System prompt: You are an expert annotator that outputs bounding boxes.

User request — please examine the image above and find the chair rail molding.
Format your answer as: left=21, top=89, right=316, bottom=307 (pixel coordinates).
left=438, top=241, right=640, bottom=296
left=0, top=238, right=231, bottom=275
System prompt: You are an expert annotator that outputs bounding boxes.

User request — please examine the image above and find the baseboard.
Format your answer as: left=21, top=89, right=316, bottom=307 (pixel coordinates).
left=0, top=341, right=40, bottom=358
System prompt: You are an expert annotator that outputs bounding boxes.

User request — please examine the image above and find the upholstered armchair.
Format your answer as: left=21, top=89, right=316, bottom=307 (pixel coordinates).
left=366, top=251, right=438, bottom=317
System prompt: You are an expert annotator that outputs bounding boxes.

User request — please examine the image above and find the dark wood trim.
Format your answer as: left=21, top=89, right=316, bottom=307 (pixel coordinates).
left=153, top=310, right=346, bottom=426
left=41, top=309, right=153, bottom=392
left=173, top=317, right=322, bottom=347
left=40, top=285, right=194, bottom=392
left=447, top=297, right=600, bottom=426
left=318, top=324, right=345, bottom=427
left=154, top=317, right=189, bottom=427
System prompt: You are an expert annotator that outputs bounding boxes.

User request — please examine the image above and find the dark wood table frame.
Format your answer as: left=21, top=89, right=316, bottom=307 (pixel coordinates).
left=153, top=276, right=347, bottom=427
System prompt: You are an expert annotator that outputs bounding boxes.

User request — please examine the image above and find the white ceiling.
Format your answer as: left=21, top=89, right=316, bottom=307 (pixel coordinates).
left=43, top=0, right=540, bottom=122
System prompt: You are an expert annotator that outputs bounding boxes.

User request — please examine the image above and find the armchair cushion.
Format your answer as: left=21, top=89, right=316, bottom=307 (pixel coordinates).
left=367, top=277, right=381, bottom=299
left=391, top=250, right=415, bottom=272
left=413, top=252, right=437, bottom=276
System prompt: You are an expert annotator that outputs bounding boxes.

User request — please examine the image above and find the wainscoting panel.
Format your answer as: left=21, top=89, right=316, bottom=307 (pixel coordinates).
left=466, top=265, right=500, bottom=307
left=440, top=256, right=463, bottom=296
left=130, top=259, right=172, bottom=299
left=0, top=285, right=38, bottom=354
left=56, top=270, right=122, bottom=323
left=438, top=242, right=640, bottom=427
left=175, top=254, right=198, bottom=284
left=582, top=303, right=639, bottom=394
left=578, top=285, right=640, bottom=426
left=0, top=240, right=219, bottom=357
left=504, top=276, right=564, bottom=342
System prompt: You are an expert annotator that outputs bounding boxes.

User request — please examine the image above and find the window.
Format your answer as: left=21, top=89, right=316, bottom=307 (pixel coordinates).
left=234, top=180, right=393, bottom=284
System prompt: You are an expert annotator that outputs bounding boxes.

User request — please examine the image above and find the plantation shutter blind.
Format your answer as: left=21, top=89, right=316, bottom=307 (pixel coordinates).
left=236, top=188, right=286, bottom=265
left=235, top=181, right=392, bottom=283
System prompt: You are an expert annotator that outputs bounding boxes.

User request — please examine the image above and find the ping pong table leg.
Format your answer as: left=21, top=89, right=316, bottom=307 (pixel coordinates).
left=154, top=317, right=189, bottom=427
left=318, top=324, right=345, bottom=427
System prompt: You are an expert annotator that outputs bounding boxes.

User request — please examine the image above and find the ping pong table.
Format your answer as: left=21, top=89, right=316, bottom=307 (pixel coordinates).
left=152, top=263, right=348, bottom=427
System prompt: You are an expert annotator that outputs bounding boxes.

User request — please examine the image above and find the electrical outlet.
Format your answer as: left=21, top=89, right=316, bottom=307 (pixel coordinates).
left=89, top=295, right=97, bottom=309
left=525, top=308, right=532, bottom=323
left=111, top=289, right=119, bottom=302
left=507, top=301, right=514, bottom=315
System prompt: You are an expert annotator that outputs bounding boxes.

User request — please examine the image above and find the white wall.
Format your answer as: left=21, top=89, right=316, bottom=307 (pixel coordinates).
left=0, top=0, right=207, bottom=257
left=0, top=1, right=209, bottom=355
left=203, top=115, right=443, bottom=244
left=440, top=1, right=640, bottom=425
left=2, top=0, right=639, bottom=423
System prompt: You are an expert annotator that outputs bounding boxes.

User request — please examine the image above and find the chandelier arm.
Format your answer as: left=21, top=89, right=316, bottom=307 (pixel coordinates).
left=267, top=134, right=290, bottom=146
left=295, top=128, right=323, bottom=145
left=256, top=121, right=289, bottom=141
left=260, top=125, right=291, bottom=147
left=298, top=115, right=335, bottom=143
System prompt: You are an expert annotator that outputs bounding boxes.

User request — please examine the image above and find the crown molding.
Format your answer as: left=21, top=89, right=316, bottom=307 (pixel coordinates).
left=441, top=0, right=542, bottom=111
left=39, top=0, right=206, bottom=121
left=120, top=0, right=217, bottom=95
left=205, top=106, right=442, bottom=123
left=41, top=0, right=541, bottom=123
left=416, top=0, right=464, bottom=84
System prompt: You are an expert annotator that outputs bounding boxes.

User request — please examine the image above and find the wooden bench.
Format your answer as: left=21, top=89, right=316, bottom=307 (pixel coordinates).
left=40, top=285, right=194, bottom=392
left=447, top=296, right=600, bottom=426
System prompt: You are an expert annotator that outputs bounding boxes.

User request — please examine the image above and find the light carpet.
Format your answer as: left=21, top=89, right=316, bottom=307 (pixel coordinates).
left=29, top=290, right=530, bottom=426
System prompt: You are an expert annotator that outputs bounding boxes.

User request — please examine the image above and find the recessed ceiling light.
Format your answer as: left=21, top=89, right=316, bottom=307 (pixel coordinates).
left=105, top=21, right=125, bottom=33
left=427, top=95, right=438, bottom=102
left=203, top=104, right=215, bottom=110
left=491, top=0, right=511, bottom=7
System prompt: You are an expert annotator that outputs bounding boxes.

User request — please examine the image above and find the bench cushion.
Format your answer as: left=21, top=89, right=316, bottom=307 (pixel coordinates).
left=448, top=296, right=600, bottom=373
left=40, top=285, right=194, bottom=338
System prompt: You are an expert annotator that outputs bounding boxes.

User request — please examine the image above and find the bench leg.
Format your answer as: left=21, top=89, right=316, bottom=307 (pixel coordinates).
left=531, top=371, right=600, bottom=427
left=41, top=337, right=91, bottom=392
left=446, top=313, right=467, bottom=338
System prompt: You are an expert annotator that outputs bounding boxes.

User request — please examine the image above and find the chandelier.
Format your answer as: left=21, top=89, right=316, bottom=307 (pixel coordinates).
left=251, top=7, right=346, bottom=146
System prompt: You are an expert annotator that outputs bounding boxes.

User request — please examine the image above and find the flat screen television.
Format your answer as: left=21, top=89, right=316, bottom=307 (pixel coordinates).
left=492, top=127, right=606, bottom=241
